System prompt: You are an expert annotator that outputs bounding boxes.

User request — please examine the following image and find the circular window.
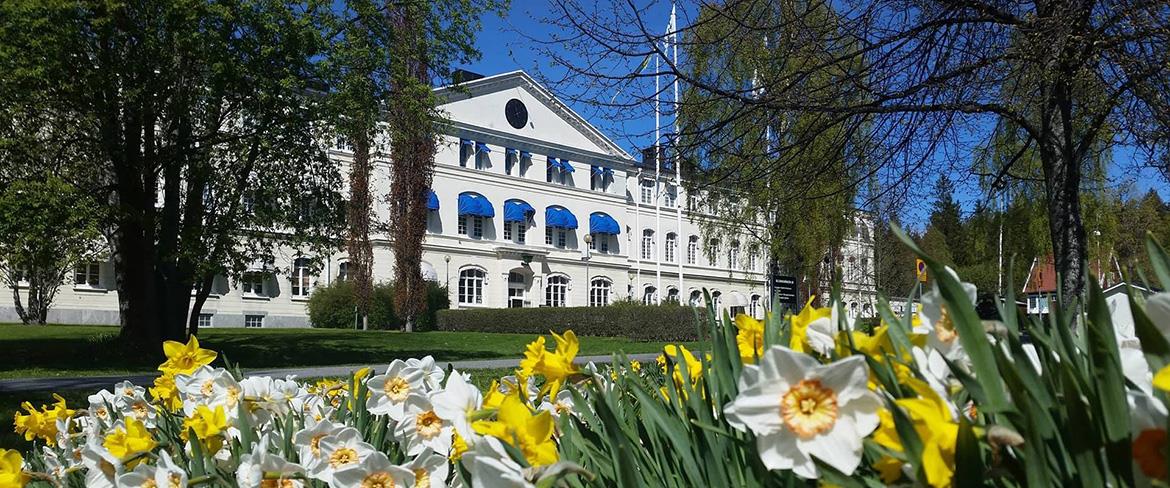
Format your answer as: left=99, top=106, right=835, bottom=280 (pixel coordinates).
left=505, top=98, right=528, bottom=129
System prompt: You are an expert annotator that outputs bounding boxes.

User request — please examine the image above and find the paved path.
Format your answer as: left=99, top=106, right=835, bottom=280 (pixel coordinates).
left=0, top=353, right=659, bottom=393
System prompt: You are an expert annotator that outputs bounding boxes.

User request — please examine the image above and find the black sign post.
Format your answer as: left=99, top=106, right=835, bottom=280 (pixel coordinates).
left=771, top=274, right=798, bottom=310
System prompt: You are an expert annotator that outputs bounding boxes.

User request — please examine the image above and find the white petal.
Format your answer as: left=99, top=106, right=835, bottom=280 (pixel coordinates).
left=760, top=346, right=818, bottom=385
left=755, top=431, right=802, bottom=472
left=812, top=356, right=868, bottom=404
left=797, top=416, right=863, bottom=476
left=725, top=386, right=785, bottom=434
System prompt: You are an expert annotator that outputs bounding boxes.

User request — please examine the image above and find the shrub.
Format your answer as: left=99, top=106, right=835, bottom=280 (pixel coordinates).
left=436, top=302, right=700, bottom=341
left=307, top=280, right=449, bottom=330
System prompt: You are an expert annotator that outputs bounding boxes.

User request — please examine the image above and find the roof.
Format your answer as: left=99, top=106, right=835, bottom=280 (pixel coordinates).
left=1022, top=254, right=1124, bottom=294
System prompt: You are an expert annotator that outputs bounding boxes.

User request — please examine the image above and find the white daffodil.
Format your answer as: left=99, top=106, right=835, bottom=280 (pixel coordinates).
left=407, top=356, right=448, bottom=392
left=462, top=437, right=534, bottom=488
left=88, top=389, right=116, bottom=425
left=307, top=427, right=374, bottom=482
left=237, top=435, right=306, bottom=488
left=80, top=438, right=122, bottom=488
left=332, top=450, right=414, bottom=488
left=538, top=389, right=578, bottom=420
left=911, top=346, right=953, bottom=399
left=724, top=346, right=880, bottom=479
left=292, top=420, right=345, bottom=471
left=116, top=459, right=159, bottom=487
left=433, top=370, right=483, bottom=441
left=112, top=381, right=146, bottom=406
left=367, top=359, right=427, bottom=420
left=239, top=375, right=294, bottom=426
left=918, top=269, right=977, bottom=364
left=1128, top=389, right=1169, bottom=483
left=499, top=375, right=539, bottom=403
left=395, top=393, right=453, bottom=457
left=116, top=450, right=188, bottom=488
left=176, top=366, right=241, bottom=417
left=407, top=448, right=451, bottom=488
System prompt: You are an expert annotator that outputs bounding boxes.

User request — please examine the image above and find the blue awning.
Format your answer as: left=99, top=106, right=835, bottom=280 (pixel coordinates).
left=545, top=206, right=578, bottom=229
left=589, top=212, right=620, bottom=235
left=591, top=165, right=614, bottom=178
left=505, top=148, right=517, bottom=157
left=547, top=156, right=558, bottom=168
left=503, top=199, right=535, bottom=223
left=560, top=159, right=575, bottom=173
left=547, top=157, right=574, bottom=173
left=519, top=150, right=531, bottom=159
left=460, top=138, right=473, bottom=147
left=426, top=190, right=439, bottom=210
left=457, top=192, right=494, bottom=218
left=475, top=142, right=491, bottom=154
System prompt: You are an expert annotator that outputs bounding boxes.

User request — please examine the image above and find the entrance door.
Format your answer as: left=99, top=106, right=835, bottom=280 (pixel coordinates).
left=508, top=272, right=526, bottom=308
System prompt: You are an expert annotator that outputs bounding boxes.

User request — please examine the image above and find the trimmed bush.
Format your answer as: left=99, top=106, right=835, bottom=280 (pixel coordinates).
left=307, top=280, right=449, bottom=330
left=436, top=303, right=700, bottom=341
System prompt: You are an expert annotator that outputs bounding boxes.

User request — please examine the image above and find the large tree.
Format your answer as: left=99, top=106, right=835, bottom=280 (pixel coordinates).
left=0, top=0, right=344, bottom=345
left=541, top=0, right=1170, bottom=302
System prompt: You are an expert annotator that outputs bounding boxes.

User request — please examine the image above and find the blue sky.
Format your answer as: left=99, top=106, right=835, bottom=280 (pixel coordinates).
left=460, top=1, right=1168, bottom=229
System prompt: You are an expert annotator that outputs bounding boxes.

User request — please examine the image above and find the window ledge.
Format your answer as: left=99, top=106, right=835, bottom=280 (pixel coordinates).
left=73, top=286, right=108, bottom=293
left=242, top=295, right=271, bottom=301
left=291, top=296, right=311, bottom=303
left=457, top=302, right=489, bottom=309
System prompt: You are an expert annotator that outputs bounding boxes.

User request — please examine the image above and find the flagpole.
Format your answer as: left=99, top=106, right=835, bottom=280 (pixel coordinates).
left=671, top=3, right=684, bottom=305
left=654, top=39, right=663, bottom=305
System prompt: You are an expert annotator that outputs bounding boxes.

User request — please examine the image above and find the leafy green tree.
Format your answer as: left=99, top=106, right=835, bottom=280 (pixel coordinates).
left=929, top=174, right=965, bottom=265
left=0, top=177, right=101, bottom=324
left=0, top=0, right=343, bottom=344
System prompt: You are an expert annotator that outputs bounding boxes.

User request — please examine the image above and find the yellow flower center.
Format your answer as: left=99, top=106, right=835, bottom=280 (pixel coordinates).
left=142, top=479, right=158, bottom=488
left=131, top=401, right=149, bottom=418
left=260, top=480, right=296, bottom=488
left=95, top=407, right=108, bottom=419
left=414, top=468, right=430, bottom=487
left=384, top=377, right=411, bottom=402
left=329, top=447, right=359, bottom=468
left=123, top=388, right=136, bottom=397
left=201, top=380, right=215, bottom=397
left=168, top=473, right=183, bottom=488
left=780, top=379, right=839, bottom=439
left=226, top=386, right=241, bottom=407
left=935, top=306, right=958, bottom=344
left=416, top=410, right=442, bottom=439
left=361, top=472, right=396, bottom=488
left=310, top=433, right=326, bottom=457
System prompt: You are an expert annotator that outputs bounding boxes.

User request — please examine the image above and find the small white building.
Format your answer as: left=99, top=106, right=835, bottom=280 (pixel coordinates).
left=1, top=71, right=781, bottom=328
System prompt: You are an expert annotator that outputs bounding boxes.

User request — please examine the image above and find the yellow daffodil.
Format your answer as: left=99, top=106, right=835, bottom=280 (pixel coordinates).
left=734, top=314, right=765, bottom=364
left=519, top=331, right=580, bottom=398
left=450, top=430, right=469, bottom=461
left=657, top=344, right=704, bottom=401
left=472, top=395, right=558, bottom=466
left=788, top=297, right=831, bottom=354
left=183, top=405, right=229, bottom=454
left=629, top=359, right=642, bottom=372
left=104, top=417, right=157, bottom=461
left=0, top=449, right=28, bottom=488
left=1153, top=364, right=1170, bottom=392
left=149, top=372, right=183, bottom=412
left=482, top=380, right=508, bottom=411
left=12, top=394, right=73, bottom=446
left=872, top=379, right=960, bottom=487
left=158, top=335, right=217, bottom=375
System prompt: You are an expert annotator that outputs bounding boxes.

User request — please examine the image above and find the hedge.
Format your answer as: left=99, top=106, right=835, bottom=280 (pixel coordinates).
left=307, top=280, right=450, bottom=331
left=436, top=302, right=701, bottom=342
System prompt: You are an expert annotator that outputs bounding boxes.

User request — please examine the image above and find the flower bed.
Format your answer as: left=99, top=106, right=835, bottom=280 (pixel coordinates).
left=5, top=237, right=1170, bottom=487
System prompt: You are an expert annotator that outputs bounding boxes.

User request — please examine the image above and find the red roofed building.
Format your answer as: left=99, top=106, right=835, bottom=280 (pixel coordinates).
left=1022, top=254, right=1123, bottom=315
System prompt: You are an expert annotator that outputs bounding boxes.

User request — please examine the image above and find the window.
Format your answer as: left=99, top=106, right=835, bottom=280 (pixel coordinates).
left=508, top=272, right=526, bottom=308
left=506, top=151, right=516, bottom=175
left=641, top=230, right=654, bottom=260
left=749, top=295, right=762, bottom=319
left=242, top=273, right=266, bottom=297
left=729, top=242, right=740, bottom=269
left=74, top=262, right=101, bottom=288
left=244, top=315, right=264, bottom=328
left=545, top=227, right=553, bottom=245
left=557, top=230, right=567, bottom=248
left=589, top=278, right=611, bottom=307
left=197, top=313, right=214, bottom=329
left=504, top=222, right=512, bottom=240
left=666, top=288, right=679, bottom=303
left=590, top=234, right=610, bottom=254
left=665, top=233, right=677, bottom=263
left=861, top=258, right=869, bottom=281
left=516, top=223, right=526, bottom=244
left=707, top=239, right=720, bottom=267
left=459, top=216, right=484, bottom=238
left=459, top=140, right=472, bottom=167
left=546, top=275, right=568, bottom=307
left=860, top=225, right=870, bottom=241
left=458, top=268, right=486, bottom=305
left=338, top=262, right=350, bottom=282
left=711, top=291, right=722, bottom=309
left=640, top=179, right=654, bottom=204
left=748, top=247, right=759, bottom=271
left=687, top=236, right=698, bottom=264
left=291, top=258, right=312, bottom=298
left=642, top=286, right=658, bottom=305
left=689, top=290, right=703, bottom=307
left=664, top=184, right=677, bottom=207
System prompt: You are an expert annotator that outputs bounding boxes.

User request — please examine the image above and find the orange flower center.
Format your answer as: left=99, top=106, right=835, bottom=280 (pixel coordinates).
left=329, top=447, right=359, bottom=468
left=384, top=377, right=411, bottom=402
left=310, top=433, right=326, bottom=457
left=361, top=472, right=396, bottom=488
left=935, top=306, right=958, bottom=344
left=416, top=410, right=443, bottom=439
left=413, top=468, right=430, bottom=487
left=1133, top=429, right=1168, bottom=479
left=780, top=379, right=839, bottom=438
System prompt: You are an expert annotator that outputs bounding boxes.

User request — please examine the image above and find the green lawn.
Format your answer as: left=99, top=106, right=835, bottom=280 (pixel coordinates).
left=0, top=324, right=686, bottom=379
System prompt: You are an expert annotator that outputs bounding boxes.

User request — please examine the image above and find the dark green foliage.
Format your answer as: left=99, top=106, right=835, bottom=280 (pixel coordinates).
left=307, top=280, right=449, bottom=331
left=436, top=304, right=700, bottom=342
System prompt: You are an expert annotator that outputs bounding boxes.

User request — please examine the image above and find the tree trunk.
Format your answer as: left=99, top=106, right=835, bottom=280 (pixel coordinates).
left=187, top=273, right=214, bottom=336
left=10, top=279, right=28, bottom=324
left=348, top=131, right=374, bottom=331
left=1042, top=149, right=1087, bottom=305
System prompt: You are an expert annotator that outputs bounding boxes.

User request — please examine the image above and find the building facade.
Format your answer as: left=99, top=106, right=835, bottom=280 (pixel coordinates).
left=1, top=71, right=784, bottom=328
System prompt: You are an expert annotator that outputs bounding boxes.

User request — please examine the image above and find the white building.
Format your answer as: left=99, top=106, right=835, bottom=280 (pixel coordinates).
left=818, top=211, right=879, bottom=319
left=1, top=71, right=778, bottom=328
